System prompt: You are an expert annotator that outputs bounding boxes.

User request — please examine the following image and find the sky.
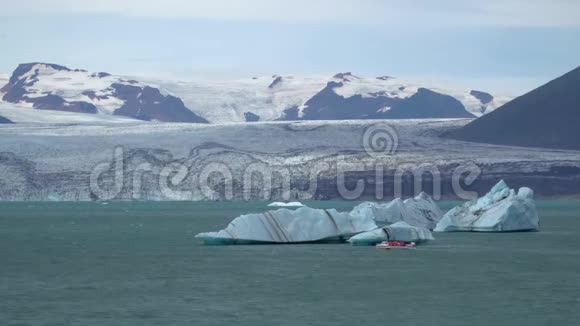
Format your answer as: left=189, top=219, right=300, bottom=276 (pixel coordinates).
left=0, top=0, right=579, bottom=94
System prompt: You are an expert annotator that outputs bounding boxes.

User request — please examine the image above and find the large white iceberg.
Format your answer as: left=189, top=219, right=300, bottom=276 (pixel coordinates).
left=350, top=192, right=443, bottom=230
left=348, top=221, right=434, bottom=246
left=196, top=207, right=377, bottom=245
left=434, top=180, right=539, bottom=232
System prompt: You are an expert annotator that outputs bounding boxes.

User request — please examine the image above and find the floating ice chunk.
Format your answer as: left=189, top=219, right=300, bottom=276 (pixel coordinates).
left=348, top=222, right=434, bottom=246
left=349, top=192, right=443, bottom=230
left=196, top=207, right=377, bottom=245
left=434, top=180, right=539, bottom=232
left=517, top=187, right=534, bottom=200
left=267, top=201, right=305, bottom=207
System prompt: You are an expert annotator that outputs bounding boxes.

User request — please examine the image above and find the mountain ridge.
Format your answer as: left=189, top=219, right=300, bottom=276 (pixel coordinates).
left=445, top=65, right=580, bottom=150
left=0, top=63, right=511, bottom=124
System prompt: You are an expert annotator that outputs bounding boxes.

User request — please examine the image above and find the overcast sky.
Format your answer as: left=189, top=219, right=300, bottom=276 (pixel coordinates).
left=1, top=0, right=579, bottom=94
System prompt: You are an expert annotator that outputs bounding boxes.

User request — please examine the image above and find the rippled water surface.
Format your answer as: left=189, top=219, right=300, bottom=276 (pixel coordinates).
left=1, top=201, right=579, bottom=325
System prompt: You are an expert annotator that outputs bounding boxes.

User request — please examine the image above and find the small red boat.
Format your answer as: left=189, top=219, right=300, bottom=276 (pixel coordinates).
left=376, top=241, right=416, bottom=250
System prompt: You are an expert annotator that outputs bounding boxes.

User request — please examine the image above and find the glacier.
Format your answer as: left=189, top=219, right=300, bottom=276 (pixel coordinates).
left=349, top=192, right=443, bottom=230
left=195, top=207, right=378, bottom=245
left=348, top=222, right=434, bottom=246
left=1, top=119, right=579, bottom=201
left=434, top=180, right=539, bottom=232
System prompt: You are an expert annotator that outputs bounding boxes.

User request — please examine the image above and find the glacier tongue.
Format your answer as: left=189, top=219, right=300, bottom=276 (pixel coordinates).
left=195, top=207, right=377, bottom=245
left=348, top=222, right=434, bottom=246
left=434, top=180, right=539, bottom=232
left=350, top=192, right=443, bottom=230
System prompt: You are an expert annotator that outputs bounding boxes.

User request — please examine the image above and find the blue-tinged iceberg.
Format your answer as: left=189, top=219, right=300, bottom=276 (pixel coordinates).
left=349, top=192, right=443, bottom=230
left=434, top=180, right=539, bottom=232
left=195, top=207, right=377, bottom=245
left=347, top=222, right=434, bottom=246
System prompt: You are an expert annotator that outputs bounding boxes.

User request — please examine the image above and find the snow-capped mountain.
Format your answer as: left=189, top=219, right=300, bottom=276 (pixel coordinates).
left=154, top=72, right=510, bottom=123
left=0, top=63, right=511, bottom=124
left=0, top=63, right=208, bottom=123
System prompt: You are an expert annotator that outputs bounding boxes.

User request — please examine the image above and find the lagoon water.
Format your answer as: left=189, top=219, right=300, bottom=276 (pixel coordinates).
left=1, top=201, right=579, bottom=325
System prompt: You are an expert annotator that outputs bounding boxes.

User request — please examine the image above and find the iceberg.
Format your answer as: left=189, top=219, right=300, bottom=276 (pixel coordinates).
left=350, top=192, right=443, bottom=230
left=348, top=221, right=434, bottom=246
left=196, top=207, right=377, bottom=245
left=434, top=180, right=539, bottom=232
left=267, top=201, right=305, bottom=207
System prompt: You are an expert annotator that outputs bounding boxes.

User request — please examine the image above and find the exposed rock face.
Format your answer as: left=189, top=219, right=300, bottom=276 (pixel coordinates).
left=446, top=66, right=580, bottom=150
left=298, top=81, right=400, bottom=120
left=0, top=116, right=13, bottom=124
left=470, top=90, right=494, bottom=104
left=244, top=112, right=260, bottom=122
left=293, top=83, right=474, bottom=120
left=268, top=76, right=283, bottom=89
left=333, top=72, right=359, bottom=81
left=0, top=63, right=208, bottom=123
left=277, top=106, right=300, bottom=121
left=381, top=88, right=475, bottom=119
left=32, top=95, right=97, bottom=114
left=111, top=84, right=207, bottom=123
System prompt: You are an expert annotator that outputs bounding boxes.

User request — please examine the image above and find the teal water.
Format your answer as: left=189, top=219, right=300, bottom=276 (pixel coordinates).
left=1, top=201, right=579, bottom=326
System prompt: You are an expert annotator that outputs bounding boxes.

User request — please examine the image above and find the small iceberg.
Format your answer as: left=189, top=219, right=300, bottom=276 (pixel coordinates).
left=434, top=180, right=539, bottom=232
left=350, top=192, right=443, bottom=230
left=196, top=207, right=377, bottom=245
left=348, top=222, right=434, bottom=246
left=267, top=201, right=305, bottom=207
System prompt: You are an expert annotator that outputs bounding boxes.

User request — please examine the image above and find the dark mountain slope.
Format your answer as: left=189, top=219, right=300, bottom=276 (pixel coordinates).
left=446, top=66, right=580, bottom=150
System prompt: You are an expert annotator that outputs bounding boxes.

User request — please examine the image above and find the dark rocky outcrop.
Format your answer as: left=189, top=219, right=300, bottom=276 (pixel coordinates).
left=244, top=112, right=260, bottom=122
left=446, top=66, right=580, bottom=150
left=268, top=76, right=283, bottom=89
left=32, top=95, right=97, bottom=113
left=280, top=83, right=474, bottom=121
left=470, top=90, right=494, bottom=104
left=380, top=88, right=475, bottom=119
left=298, top=82, right=398, bottom=120
left=277, top=106, right=301, bottom=121
left=111, top=84, right=208, bottom=123
left=333, top=72, right=359, bottom=81
left=91, top=72, right=111, bottom=78
left=0, top=116, right=13, bottom=124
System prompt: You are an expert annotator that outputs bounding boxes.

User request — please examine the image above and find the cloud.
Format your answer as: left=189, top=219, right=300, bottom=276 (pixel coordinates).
left=1, top=0, right=580, bottom=27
